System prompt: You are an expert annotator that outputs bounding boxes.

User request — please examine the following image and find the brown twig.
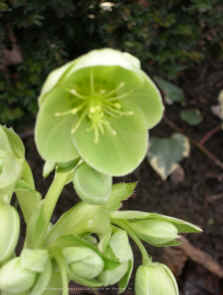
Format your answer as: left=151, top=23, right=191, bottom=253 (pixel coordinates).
left=199, top=125, right=222, bottom=145
left=179, top=236, right=223, bottom=278
left=164, top=117, right=223, bottom=170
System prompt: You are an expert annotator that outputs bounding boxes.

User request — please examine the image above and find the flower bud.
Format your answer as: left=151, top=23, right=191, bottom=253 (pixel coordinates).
left=0, top=257, right=36, bottom=293
left=130, top=219, right=178, bottom=246
left=135, top=263, right=179, bottom=295
left=63, top=246, right=104, bottom=279
left=0, top=202, right=20, bottom=262
left=0, top=126, right=24, bottom=193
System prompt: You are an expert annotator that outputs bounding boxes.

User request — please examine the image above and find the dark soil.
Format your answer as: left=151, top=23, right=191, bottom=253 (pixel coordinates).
left=22, top=59, right=223, bottom=295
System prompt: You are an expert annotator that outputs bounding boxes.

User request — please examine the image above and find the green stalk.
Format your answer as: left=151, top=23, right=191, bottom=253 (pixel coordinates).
left=31, top=170, right=69, bottom=248
left=54, top=252, right=69, bottom=295
left=112, top=219, right=152, bottom=265
left=42, top=171, right=69, bottom=227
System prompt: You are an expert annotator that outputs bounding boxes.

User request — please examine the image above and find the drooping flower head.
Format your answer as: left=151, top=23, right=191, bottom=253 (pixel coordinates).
left=35, top=49, right=164, bottom=176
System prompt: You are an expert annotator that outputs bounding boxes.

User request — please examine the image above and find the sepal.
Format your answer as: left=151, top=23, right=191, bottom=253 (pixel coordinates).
left=111, top=210, right=202, bottom=233
left=63, top=246, right=104, bottom=279
left=73, top=162, right=112, bottom=205
left=0, top=202, right=20, bottom=263
left=129, top=219, right=179, bottom=247
left=0, top=257, right=36, bottom=293
left=135, top=263, right=179, bottom=295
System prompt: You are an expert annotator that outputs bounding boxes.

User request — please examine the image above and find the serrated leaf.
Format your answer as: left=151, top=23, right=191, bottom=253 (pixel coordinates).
left=180, top=109, right=203, bottom=126
left=105, top=182, right=137, bottom=211
left=148, top=134, right=190, bottom=180
left=154, top=77, right=185, bottom=104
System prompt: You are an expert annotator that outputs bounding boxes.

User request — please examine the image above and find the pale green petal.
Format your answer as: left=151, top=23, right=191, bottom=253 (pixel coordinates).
left=39, top=61, right=75, bottom=106
left=65, top=49, right=141, bottom=78
left=72, top=107, right=148, bottom=176
left=35, top=88, right=79, bottom=162
left=73, top=162, right=112, bottom=205
left=126, top=72, right=164, bottom=129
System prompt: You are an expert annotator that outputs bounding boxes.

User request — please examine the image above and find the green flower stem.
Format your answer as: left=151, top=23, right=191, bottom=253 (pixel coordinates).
left=54, top=253, right=69, bottom=295
left=34, top=170, right=70, bottom=247
left=43, top=171, right=68, bottom=228
left=112, top=219, right=152, bottom=265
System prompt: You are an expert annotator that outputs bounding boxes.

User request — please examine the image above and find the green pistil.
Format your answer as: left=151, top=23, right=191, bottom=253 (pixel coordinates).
left=55, top=73, right=134, bottom=143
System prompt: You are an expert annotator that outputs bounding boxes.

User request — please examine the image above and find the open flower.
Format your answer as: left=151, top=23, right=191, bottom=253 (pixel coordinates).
left=35, top=49, right=164, bottom=176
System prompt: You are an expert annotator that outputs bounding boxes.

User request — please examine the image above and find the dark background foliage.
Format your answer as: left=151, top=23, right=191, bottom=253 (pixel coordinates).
left=1, top=0, right=223, bottom=125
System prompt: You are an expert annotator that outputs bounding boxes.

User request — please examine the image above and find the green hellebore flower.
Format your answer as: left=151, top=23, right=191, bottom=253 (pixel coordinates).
left=0, top=202, right=20, bottom=263
left=0, top=249, right=50, bottom=294
left=135, top=263, right=179, bottom=295
left=35, top=49, right=164, bottom=176
left=0, top=257, right=36, bottom=293
left=0, top=126, right=25, bottom=202
left=63, top=246, right=104, bottom=280
left=98, top=228, right=133, bottom=291
left=129, top=219, right=179, bottom=247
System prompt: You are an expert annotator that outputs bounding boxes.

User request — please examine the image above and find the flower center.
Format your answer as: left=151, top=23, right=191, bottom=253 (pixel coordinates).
left=55, top=71, right=134, bottom=143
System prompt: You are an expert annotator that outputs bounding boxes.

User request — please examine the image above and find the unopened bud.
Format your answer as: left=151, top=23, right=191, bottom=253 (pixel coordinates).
left=0, top=257, right=36, bottom=293
left=135, top=263, right=179, bottom=295
left=63, top=246, right=104, bottom=279
left=130, top=219, right=178, bottom=246
left=0, top=203, right=20, bottom=262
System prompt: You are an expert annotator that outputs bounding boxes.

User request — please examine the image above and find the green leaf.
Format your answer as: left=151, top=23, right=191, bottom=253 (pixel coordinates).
left=73, top=162, right=112, bottom=205
left=154, top=77, right=185, bottom=104
left=105, top=182, right=137, bottom=211
left=46, top=202, right=111, bottom=244
left=180, top=109, right=203, bottom=126
left=148, top=134, right=190, bottom=180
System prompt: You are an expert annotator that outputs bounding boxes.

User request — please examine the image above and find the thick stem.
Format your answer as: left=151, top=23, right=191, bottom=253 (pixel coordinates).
left=33, top=171, right=69, bottom=248
left=43, top=171, right=68, bottom=228
left=112, top=219, right=152, bottom=265
left=54, top=253, right=69, bottom=295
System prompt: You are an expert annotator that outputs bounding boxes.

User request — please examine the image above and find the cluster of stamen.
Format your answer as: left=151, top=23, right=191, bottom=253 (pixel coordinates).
left=55, top=71, right=134, bottom=143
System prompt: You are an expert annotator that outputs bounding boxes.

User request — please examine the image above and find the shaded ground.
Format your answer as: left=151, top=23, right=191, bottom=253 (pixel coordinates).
left=22, top=59, right=223, bottom=294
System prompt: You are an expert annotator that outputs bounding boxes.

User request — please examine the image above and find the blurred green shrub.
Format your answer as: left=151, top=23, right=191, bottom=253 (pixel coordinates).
left=1, top=0, right=223, bottom=126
